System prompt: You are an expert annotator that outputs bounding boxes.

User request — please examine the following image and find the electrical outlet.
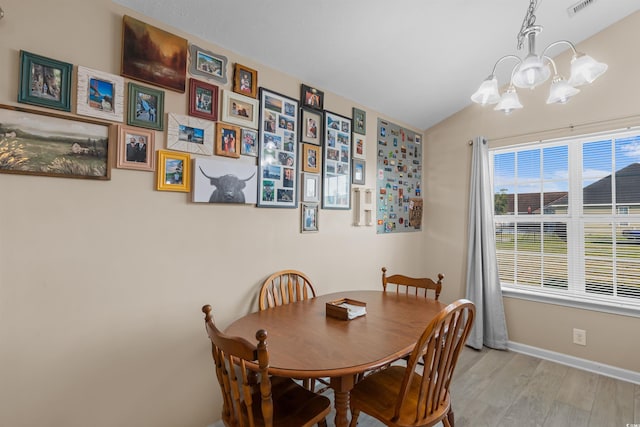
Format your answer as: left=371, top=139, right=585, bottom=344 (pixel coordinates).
left=573, top=328, right=587, bottom=346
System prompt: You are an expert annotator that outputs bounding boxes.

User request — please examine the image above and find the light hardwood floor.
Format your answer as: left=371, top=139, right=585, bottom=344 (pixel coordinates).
left=325, top=346, right=640, bottom=427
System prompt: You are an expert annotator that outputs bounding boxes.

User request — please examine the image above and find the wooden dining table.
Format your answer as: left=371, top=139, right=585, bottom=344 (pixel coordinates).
left=224, top=290, right=447, bottom=427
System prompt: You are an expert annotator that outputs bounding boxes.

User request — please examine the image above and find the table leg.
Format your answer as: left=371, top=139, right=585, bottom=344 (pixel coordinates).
left=330, top=375, right=355, bottom=427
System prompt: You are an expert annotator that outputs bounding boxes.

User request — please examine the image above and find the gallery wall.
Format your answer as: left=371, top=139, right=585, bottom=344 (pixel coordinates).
left=0, top=1, right=427, bottom=426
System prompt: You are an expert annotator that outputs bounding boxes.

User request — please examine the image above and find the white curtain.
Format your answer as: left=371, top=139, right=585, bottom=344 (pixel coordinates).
left=465, top=136, right=508, bottom=350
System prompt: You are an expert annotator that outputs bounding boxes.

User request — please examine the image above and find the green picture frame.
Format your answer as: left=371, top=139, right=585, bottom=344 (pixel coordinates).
left=353, top=107, right=366, bottom=135
left=127, top=82, right=164, bottom=131
left=18, top=50, right=72, bottom=112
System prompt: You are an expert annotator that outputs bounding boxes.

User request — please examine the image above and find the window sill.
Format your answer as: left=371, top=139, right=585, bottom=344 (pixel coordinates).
left=502, top=286, right=640, bottom=319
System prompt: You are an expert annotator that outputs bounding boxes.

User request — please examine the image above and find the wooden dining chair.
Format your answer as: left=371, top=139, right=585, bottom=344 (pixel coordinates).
left=201, top=305, right=331, bottom=427
left=382, top=267, right=443, bottom=300
left=259, top=269, right=318, bottom=310
left=348, top=299, right=475, bottom=427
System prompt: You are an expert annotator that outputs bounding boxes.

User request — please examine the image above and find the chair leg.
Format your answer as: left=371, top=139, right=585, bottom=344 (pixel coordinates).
left=349, top=409, right=360, bottom=427
left=445, top=406, right=455, bottom=427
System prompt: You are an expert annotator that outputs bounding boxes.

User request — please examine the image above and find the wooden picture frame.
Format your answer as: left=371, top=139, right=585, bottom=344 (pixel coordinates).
left=233, top=63, right=258, bottom=98
left=302, top=143, right=320, bottom=173
left=117, top=125, right=155, bottom=171
left=215, top=122, right=241, bottom=158
left=166, top=113, right=214, bottom=156
left=127, top=82, right=164, bottom=131
left=188, top=78, right=218, bottom=121
left=241, top=128, right=258, bottom=157
left=352, top=134, right=366, bottom=159
left=221, top=90, right=259, bottom=129
left=188, top=44, right=227, bottom=84
left=76, top=66, right=124, bottom=122
left=352, top=158, right=366, bottom=185
left=300, top=84, right=323, bottom=111
left=193, top=157, right=258, bottom=204
left=0, top=104, right=111, bottom=180
left=353, top=107, right=366, bottom=135
left=301, top=173, right=320, bottom=203
left=18, top=50, right=72, bottom=112
left=323, top=110, right=352, bottom=209
left=157, top=149, right=190, bottom=192
left=301, top=203, right=319, bottom=233
left=300, top=107, right=322, bottom=145
left=121, top=15, right=187, bottom=92
left=258, top=88, right=299, bottom=208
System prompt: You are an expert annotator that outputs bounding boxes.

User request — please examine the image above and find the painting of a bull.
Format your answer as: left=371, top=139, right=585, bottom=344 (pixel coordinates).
left=193, top=157, right=258, bottom=204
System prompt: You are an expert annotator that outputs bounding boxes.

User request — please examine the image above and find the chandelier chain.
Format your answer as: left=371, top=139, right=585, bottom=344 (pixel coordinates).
left=517, top=0, right=539, bottom=50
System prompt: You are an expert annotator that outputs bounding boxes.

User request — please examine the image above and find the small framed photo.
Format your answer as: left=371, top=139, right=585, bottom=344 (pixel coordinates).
left=127, top=82, right=164, bottom=131
left=301, top=173, right=320, bottom=203
left=352, top=134, right=366, bottom=159
left=301, top=203, right=319, bottom=233
left=352, top=158, right=366, bottom=185
left=76, top=66, right=124, bottom=122
left=18, top=50, right=72, bottom=112
left=188, top=78, right=218, bottom=121
left=241, top=128, right=258, bottom=157
left=166, top=113, right=214, bottom=156
left=117, top=125, right=155, bottom=171
left=300, top=107, right=322, bottom=145
left=157, top=149, right=190, bottom=192
left=233, top=63, right=258, bottom=98
left=353, top=107, right=366, bottom=135
left=215, top=122, right=241, bottom=158
left=302, top=143, right=320, bottom=173
left=189, top=44, right=227, bottom=84
left=221, top=90, right=259, bottom=129
left=300, top=84, right=323, bottom=110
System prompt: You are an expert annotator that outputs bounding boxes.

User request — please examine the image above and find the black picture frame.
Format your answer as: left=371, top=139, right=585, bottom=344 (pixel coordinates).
left=322, top=110, right=352, bottom=209
left=300, top=84, right=324, bottom=111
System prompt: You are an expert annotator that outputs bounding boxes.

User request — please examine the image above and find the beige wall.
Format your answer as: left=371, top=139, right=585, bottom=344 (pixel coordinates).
left=425, top=12, right=640, bottom=373
left=0, top=1, right=427, bottom=426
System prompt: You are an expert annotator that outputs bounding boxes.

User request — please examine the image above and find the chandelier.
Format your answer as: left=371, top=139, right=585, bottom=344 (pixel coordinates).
left=471, top=0, right=608, bottom=114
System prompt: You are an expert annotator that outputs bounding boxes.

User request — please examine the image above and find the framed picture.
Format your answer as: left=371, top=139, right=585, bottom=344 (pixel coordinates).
left=241, top=128, right=258, bottom=157
left=127, top=82, right=164, bottom=131
left=221, top=90, right=259, bottom=129
left=166, top=113, right=214, bottom=156
left=301, top=173, right=320, bottom=203
left=121, top=15, right=187, bottom=92
left=188, top=44, right=227, bottom=84
left=302, top=143, right=320, bottom=173
left=323, top=111, right=352, bottom=209
left=117, top=125, right=155, bottom=171
left=352, top=158, right=366, bottom=185
left=157, top=149, right=190, bottom=192
left=233, top=63, right=258, bottom=98
left=215, top=122, right=241, bottom=158
left=300, top=84, right=323, bottom=110
left=193, top=157, right=257, bottom=204
left=18, top=50, right=72, bottom=112
left=353, top=134, right=366, bottom=159
left=353, top=107, right=366, bottom=135
left=258, top=88, right=299, bottom=208
left=301, top=203, right=319, bottom=233
left=188, top=78, right=218, bottom=121
left=76, top=66, right=124, bottom=122
left=0, top=104, right=112, bottom=180
left=300, top=107, right=322, bottom=145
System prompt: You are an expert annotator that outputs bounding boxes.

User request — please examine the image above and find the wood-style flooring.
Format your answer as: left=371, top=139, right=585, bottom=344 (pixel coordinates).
left=325, top=346, right=640, bottom=427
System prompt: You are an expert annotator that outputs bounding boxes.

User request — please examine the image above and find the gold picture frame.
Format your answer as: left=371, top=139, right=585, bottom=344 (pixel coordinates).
left=157, top=149, right=191, bottom=192
left=233, top=63, right=258, bottom=98
left=215, top=122, right=241, bottom=158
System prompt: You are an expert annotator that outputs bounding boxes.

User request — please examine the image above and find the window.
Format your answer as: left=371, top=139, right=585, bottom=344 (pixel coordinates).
left=491, top=129, right=640, bottom=313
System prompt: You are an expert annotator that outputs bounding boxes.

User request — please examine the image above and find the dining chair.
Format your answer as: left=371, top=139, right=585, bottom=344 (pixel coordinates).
left=348, top=299, right=475, bottom=427
left=382, top=267, right=443, bottom=300
left=201, top=305, right=331, bottom=427
left=258, top=269, right=318, bottom=310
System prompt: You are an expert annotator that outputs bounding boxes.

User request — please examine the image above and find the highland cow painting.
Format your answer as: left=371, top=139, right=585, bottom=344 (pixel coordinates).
left=121, top=15, right=187, bottom=93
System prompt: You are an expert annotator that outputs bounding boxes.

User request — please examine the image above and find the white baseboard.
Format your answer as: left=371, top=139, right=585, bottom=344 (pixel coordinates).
left=508, top=341, right=640, bottom=385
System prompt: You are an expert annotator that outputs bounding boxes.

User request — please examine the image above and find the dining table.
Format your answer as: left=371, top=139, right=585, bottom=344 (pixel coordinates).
left=224, top=290, right=447, bottom=427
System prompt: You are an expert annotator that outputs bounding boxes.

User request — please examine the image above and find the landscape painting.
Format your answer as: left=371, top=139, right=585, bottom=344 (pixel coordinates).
left=0, top=105, right=111, bottom=180
left=121, top=15, right=188, bottom=92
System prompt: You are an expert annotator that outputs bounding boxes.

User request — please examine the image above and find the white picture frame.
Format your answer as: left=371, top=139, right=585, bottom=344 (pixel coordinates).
left=302, top=172, right=320, bottom=203
left=352, top=134, right=366, bottom=160
left=221, top=90, right=259, bottom=130
left=166, top=113, right=214, bottom=156
left=76, top=66, right=124, bottom=122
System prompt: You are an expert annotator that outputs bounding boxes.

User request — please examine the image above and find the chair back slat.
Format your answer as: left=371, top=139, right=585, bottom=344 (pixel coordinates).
left=259, top=270, right=317, bottom=310
left=381, top=267, right=443, bottom=300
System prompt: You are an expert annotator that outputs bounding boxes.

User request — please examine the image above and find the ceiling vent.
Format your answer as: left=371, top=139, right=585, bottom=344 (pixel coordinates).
left=567, top=0, right=598, bottom=17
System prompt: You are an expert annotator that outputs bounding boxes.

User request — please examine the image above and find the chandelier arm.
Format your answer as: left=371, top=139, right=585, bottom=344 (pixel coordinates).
left=541, top=40, right=579, bottom=60
left=542, top=55, right=558, bottom=75
left=490, top=54, right=522, bottom=77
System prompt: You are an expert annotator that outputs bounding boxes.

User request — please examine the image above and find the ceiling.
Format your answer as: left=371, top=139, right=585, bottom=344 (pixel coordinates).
left=113, top=0, right=640, bottom=130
